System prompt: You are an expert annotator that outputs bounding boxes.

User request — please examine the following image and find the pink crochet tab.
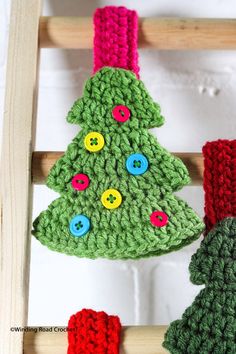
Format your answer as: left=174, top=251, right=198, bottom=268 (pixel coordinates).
left=93, top=6, right=140, bottom=78
left=203, top=139, right=236, bottom=234
left=67, top=309, right=121, bottom=354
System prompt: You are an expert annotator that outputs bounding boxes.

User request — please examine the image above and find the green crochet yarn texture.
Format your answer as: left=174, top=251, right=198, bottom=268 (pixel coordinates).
left=163, top=217, right=236, bottom=354
left=32, top=67, right=204, bottom=259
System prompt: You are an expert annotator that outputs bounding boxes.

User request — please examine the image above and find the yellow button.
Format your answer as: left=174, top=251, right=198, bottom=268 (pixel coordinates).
left=101, top=189, right=122, bottom=209
left=84, top=132, right=105, bottom=152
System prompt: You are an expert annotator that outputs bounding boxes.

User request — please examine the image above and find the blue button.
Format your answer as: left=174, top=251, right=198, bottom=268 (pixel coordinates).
left=126, top=153, right=149, bottom=175
left=69, top=215, right=90, bottom=237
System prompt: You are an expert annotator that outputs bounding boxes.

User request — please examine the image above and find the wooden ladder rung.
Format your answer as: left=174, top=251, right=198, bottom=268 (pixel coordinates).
left=32, top=151, right=203, bottom=185
left=23, top=326, right=167, bottom=354
left=39, top=17, right=236, bottom=49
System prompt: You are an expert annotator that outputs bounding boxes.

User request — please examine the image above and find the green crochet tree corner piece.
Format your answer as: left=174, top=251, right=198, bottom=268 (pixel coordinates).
left=163, top=217, right=236, bottom=354
left=32, top=67, right=204, bottom=259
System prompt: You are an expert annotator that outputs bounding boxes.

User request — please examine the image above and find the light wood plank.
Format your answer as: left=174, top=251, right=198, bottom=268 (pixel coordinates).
left=39, top=17, right=236, bottom=49
left=0, top=0, right=41, bottom=353
left=32, top=151, right=203, bottom=185
left=24, top=326, right=168, bottom=354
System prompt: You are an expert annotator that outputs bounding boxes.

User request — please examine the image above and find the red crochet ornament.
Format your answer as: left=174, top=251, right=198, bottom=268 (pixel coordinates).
left=67, top=309, right=121, bottom=354
left=203, top=139, right=236, bottom=233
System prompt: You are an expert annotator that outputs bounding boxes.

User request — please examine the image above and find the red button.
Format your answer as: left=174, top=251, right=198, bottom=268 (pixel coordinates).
left=112, top=105, right=130, bottom=123
left=150, top=211, right=168, bottom=227
left=71, top=174, right=90, bottom=191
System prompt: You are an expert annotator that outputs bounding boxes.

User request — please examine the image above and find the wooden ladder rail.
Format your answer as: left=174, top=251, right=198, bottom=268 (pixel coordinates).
left=32, top=152, right=204, bottom=185
left=24, top=326, right=167, bottom=354
left=1, top=1, right=236, bottom=353
left=39, top=16, right=236, bottom=49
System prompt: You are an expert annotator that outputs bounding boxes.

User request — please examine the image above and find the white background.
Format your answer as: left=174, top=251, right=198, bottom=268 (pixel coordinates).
left=1, top=0, right=236, bottom=326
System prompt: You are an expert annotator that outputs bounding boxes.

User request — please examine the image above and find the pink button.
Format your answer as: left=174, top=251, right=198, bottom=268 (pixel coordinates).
left=112, top=105, right=130, bottom=123
left=150, top=211, right=168, bottom=227
left=71, top=174, right=90, bottom=191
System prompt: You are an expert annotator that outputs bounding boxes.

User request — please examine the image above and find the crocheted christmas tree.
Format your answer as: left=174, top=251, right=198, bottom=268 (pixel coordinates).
left=32, top=67, right=204, bottom=259
left=163, top=217, right=236, bottom=354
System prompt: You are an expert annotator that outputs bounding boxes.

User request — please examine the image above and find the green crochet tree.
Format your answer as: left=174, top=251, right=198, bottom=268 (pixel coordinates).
left=32, top=67, right=204, bottom=259
left=163, top=217, right=236, bottom=354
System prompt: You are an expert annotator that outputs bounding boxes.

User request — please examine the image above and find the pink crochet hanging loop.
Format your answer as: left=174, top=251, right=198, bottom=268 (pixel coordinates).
left=93, top=6, right=140, bottom=78
left=203, top=139, right=236, bottom=234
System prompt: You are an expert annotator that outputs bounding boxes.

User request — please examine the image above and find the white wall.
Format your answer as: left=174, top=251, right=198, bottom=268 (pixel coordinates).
left=1, top=0, right=236, bottom=327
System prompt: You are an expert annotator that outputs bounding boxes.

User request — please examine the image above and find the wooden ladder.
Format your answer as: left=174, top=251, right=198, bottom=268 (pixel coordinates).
left=1, top=0, right=236, bottom=353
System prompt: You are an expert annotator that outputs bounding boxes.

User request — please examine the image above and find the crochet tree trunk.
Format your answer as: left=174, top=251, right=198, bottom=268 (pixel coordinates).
left=32, top=67, right=204, bottom=259
left=163, top=217, right=236, bottom=354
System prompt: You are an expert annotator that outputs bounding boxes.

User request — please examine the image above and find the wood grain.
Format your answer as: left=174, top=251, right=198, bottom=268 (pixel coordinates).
left=24, top=326, right=168, bottom=354
left=0, top=0, right=41, bottom=353
left=39, top=17, right=236, bottom=49
left=32, top=151, right=203, bottom=185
